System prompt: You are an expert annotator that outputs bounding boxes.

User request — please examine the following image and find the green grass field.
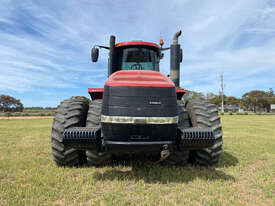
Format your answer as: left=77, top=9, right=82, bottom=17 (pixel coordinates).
left=0, top=116, right=274, bottom=206
left=0, top=109, right=55, bottom=117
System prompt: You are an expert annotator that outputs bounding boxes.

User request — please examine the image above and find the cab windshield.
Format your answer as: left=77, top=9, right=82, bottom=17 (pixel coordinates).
left=117, top=47, right=159, bottom=71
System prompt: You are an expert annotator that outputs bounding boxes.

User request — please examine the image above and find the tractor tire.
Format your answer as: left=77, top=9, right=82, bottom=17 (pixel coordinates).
left=51, top=96, right=89, bottom=166
left=186, top=99, right=223, bottom=166
left=162, top=100, right=190, bottom=166
left=85, top=100, right=111, bottom=166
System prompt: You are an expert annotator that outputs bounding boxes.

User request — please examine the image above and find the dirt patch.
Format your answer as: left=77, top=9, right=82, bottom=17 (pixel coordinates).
left=0, top=116, right=53, bottom=119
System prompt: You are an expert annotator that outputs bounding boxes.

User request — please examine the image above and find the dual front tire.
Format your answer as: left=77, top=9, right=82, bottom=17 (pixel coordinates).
left=186, top=99, right=223, bottom=166
left=163, top=99, right=223, bottom=166
left=51, top=97, right=110, bottom=167
left=51, top=96, right=89, bottom=166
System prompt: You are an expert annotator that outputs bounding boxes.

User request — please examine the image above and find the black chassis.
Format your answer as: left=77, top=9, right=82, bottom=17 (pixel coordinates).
left=62, top=126, right=215, bottom=155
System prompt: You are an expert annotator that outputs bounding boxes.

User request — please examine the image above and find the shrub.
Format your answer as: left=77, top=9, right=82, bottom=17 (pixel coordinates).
left=229, top=112, right=233, bottom=115
left=4, top=112, right=11, bottom=117
left=13, top=112, right=21, bottom=117
left=22, top=113, right=30, bottom=116
left=237, top=112, right=248, bottom=115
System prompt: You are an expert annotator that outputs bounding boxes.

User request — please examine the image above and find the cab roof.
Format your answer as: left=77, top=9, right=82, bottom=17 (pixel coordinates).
left=115, top=41, right=160, bottom=49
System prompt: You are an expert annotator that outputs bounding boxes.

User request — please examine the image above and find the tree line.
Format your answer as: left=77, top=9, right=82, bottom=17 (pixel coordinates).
left=1, top=88, right=275, bottom=113
left=24, top=107, right=57, bottom=110
left=184, top=88, right=275, bottom=113
left=0, top=95, right=57, bottom=112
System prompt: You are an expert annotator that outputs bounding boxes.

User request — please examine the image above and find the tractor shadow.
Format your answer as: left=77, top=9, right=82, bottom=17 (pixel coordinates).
left=219, top=151, right=239, bottom=167
left=92, top=151, right=238, bottom=184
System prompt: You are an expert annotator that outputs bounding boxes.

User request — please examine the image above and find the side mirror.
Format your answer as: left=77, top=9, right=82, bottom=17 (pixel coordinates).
left=179, top=48, right=183, bottom=63
left=91, top=47, right=99, bottom=62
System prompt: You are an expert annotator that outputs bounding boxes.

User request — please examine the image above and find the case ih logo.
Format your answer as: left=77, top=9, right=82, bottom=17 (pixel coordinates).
left=149, top=101, right=161, bottom=105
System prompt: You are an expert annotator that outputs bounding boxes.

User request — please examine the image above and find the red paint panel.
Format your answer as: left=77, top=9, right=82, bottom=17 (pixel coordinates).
left=105, top=70, right=175, bottom=87
left=176, top=88, right=186, bottom=100
left=88, top=88, right=104, bottom=100
left=116, top=41, right=160, bottom=49
left=176, top=88, right=186, bottom=93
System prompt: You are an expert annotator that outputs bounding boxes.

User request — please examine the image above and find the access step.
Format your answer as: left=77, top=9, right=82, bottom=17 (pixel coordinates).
left=63, top=127, right=100, bottom=150
left=180, top=127, right=215, bottom=149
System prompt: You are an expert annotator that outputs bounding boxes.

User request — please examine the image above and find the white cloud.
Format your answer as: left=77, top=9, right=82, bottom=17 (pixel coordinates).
left=191, top=16, right=217, bottom=32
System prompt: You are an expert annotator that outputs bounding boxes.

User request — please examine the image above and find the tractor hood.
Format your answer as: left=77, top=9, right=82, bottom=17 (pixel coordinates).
left=105, top=70, right=175, bottom=88
left=87, top=71, right=186, bottom=100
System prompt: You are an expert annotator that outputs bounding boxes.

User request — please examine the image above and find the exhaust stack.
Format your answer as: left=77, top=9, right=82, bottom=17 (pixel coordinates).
left=170, top=30, right=182, bottom=87
left=108, top=35, right=116, bottom=76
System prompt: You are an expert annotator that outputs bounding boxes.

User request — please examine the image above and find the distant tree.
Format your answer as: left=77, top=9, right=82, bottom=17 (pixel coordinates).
left=45, top=107, right=57, bottom=110
left=26, top=107, right=43, bottom=110
left=269, top=88, right=274, bottom=96
left=0, top=95, right=24, bottom=112
left=206, top=92, right=216, bottom=102
left=241, top=90, right=271, bottom=112
left=268, top=88, right=275, bottom=104
left=206, top=93, right=221, bottom=106
left=185, top=89, right=275, bottom=112
left=205, top=93, right=241, bottom=111
left=184, top=90, right=205, bottom=101
left=226, top=96, right=240, bottom=106
left=207, top=93, right=227, bottom=107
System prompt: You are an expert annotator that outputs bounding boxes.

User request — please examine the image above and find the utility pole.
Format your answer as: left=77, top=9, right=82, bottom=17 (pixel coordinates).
left=220, top=72, right=224, bottom=113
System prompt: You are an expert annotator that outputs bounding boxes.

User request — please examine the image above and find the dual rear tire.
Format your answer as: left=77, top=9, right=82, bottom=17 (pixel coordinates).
left=85, top=100, right=111, bottom=166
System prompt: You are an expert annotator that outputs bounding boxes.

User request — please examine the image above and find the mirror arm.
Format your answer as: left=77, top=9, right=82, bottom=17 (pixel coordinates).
left=95, top=45, right=110, bottom=50
left=160, top=47, right=170, bottom=51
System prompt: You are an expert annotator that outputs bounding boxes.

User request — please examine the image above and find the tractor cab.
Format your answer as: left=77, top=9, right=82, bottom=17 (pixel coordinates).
left=91, top=39, right=163, bottom=76
left=115, top=41, right=161, bottom=71
left=91, top=32, right=182, bottom=86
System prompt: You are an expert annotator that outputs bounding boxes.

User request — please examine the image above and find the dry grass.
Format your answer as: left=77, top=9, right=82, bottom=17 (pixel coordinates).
left=0, top=116, right=274, bottom=206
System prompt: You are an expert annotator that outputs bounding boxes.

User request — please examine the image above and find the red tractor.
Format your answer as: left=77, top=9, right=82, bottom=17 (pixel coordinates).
left=51, top=31, right=222, bottom=166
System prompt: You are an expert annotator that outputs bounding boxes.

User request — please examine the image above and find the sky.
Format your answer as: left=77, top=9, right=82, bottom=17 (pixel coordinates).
left=0, top=0, right=275, bottom=107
